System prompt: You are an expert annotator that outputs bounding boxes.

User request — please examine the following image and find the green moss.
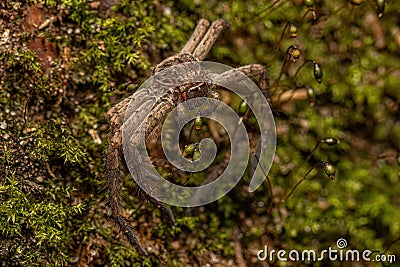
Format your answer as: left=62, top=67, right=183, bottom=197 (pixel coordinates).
left=0, top=175, right=84, bottom=266
left=57, top=0, right=191, bottom=92
left=27, top=119, right=87, bottom=164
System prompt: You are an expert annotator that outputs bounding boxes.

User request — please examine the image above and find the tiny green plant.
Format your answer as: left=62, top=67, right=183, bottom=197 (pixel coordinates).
left=238, top=98, right=249, bottom=117
left=273, top=45, right=302, bottom=86
left=276, top=22, right=298, bottom=49
left=182, top=143, right=198, bottom=159
left=302, top=0, right=317, bottom=20
left=374, top=0, right=387, bottom=17
left=304, top=137, right=340, bottom=163
left=294, top=59, right=323, bottom=84
left=283, top=161, right=336, bottom=203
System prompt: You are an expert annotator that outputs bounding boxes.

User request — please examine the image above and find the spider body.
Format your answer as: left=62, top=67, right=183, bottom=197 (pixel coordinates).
left=105, top=19, right=269, bottom=254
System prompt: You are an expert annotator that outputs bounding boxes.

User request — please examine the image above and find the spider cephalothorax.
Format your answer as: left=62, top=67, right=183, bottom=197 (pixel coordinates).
left=104, top=19, right=269, bottom=254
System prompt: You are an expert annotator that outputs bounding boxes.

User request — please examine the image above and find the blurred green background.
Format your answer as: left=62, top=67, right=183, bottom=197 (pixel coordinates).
left=1, top=0, right=399, bottom=266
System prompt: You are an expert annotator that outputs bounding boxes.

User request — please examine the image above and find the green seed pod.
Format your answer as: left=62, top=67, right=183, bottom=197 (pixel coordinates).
left=322, top=162, right=336, bottom=180
left=313, top=62, right=323, bottom=83
left=193, top=149, right=201, bottom=161
left=183, top=143, right=196, bottom=158
left=322, top=138, right=339, bottom=146
left=306, top=85, right=316, bottom=105
left=304, top=0, right=314, bottom=8
left=288, top=23, right=298, bottom=38
left=289, top=45, right=301, bottom=62
left=238, top=99, right=248, bottom=116
left=375, top=0, right=386, bottom=18
left=194, top=116, right=203, bottom=131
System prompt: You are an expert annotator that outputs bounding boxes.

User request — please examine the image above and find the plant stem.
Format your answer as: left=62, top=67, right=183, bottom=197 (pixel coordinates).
left=304, top=140, right=321, bottom=163
left=283, top=162, right=321, bottom=203
left=253, top=153, right=274, bottom=215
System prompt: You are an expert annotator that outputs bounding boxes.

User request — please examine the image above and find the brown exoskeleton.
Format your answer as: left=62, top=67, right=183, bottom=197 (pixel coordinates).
left=104, top=19, right=270, bottom=255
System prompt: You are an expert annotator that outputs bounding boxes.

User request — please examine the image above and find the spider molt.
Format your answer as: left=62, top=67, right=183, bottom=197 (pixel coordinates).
left=104, top=18, right=270, bottom=255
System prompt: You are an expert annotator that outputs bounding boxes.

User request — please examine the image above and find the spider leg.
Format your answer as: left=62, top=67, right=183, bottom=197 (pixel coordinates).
left=234, top=64, right=270, bottom=95
left=217, top=63, right=270, bottom=102
left=125, top=138, right=176, bottom=230
left=216, top=64, right=272, bottom=186
left=181, top=19, right=211, bottom=54
left=193, top=19, right=229, bottom=60
left=105, top=109, right=148, bottom=255
left=146, top=194, right=176, bottom=228
left=109, top=92, right=178, bottom=244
